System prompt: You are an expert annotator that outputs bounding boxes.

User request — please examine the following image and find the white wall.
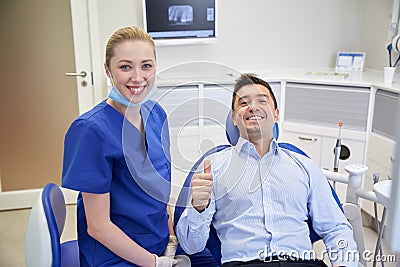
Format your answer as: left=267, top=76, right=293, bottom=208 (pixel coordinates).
left=360, top=0, right=395, bottom=70
left=91, top=0, right=395, bottom=95
left=156, top=0, right=364, bottom=71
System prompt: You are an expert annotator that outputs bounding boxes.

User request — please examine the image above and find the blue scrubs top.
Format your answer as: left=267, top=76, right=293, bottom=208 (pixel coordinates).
left=62, top=100, right=171, bottom=267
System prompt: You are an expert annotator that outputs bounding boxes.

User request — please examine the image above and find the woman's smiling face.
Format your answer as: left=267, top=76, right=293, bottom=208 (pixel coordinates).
left=108, top=40, right=156, bottom=105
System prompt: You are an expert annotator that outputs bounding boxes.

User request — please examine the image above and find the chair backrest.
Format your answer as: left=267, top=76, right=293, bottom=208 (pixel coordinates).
left=25, top=183, right=79, bottom=267
left=174, top=113, right=342, bottom=265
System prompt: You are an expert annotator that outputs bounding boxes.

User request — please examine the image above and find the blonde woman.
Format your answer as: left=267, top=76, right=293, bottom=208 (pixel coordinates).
left=62, top=26, right=188, bottom=267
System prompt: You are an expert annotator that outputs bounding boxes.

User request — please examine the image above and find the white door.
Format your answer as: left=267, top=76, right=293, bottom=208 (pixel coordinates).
left=0, top=0, right=95, bottom=210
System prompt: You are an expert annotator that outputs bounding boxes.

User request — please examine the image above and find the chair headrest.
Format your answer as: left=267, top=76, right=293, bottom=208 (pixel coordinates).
left=225, top=110, right=279, bottom=145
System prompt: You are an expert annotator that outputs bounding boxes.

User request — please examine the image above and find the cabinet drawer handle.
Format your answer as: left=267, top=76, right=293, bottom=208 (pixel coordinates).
left=298, top=136, right=317, bottom=142
left=388, top=174, right=392, bottom=180
left=390, top=156, right=394, bottom=162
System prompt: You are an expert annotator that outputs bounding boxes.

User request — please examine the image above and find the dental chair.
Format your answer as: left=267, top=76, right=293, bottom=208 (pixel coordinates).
left=25, top=183, right=80, bottom=267
left=174, top=112, right=343, bottom=267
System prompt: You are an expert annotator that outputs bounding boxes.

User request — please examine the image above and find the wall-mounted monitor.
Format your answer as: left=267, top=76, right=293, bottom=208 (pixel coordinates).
left=143, top=0, right=217, bottom=46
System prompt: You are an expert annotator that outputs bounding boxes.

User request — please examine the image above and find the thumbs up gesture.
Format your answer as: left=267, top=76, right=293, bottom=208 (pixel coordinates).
left=191, top=159, right=213, bottom=212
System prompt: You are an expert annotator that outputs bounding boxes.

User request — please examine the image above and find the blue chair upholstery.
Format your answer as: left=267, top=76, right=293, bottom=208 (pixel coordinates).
left=174, top=113, right=343, bottom=266
left=25, top=183, right=80, bottom=267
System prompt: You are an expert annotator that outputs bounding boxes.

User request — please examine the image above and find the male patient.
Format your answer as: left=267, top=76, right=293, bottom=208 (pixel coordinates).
left=176, top=74, right=358, bottom=267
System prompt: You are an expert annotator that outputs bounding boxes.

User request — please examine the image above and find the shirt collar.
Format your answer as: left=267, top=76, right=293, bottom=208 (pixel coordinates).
left=235, top=137, right=279, bottom=157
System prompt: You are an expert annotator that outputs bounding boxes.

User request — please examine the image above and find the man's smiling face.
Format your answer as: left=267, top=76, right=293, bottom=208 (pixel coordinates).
left=232, top=84, right=279, bottom=141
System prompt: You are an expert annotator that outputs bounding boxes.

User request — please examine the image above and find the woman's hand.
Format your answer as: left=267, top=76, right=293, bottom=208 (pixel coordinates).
left=162, top=235, right=178, bottom=257
left=154, top=254, right=177, bottom=267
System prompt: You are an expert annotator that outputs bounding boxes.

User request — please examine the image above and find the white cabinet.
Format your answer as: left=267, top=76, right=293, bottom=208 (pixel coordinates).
left=154, top=84, right=202, bottom=203
left=280, top=123, right=367, bottom=202
left=276, top=130, right=364, bottom=172
left=362, top=89, right=399, bottom=219
left=280, top=82, right=370, bottom=202
left=278, top=130, right=323, bottom=164
left=320, top=136, right=366, bottom=173
left=363, top=134, right=396, bottom=219
left=282, top=83, right=370, bottom=131
left=320, top=135, right=366, bottom=202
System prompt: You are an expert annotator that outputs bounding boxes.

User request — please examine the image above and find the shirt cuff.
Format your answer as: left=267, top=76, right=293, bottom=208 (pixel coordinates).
left=187, top=206, right=213, bottom=229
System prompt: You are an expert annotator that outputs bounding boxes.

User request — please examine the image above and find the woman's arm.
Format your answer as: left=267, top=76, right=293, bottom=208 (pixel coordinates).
left=167, top=204, right=175, bottom=235
left=82, top=192, right=156, bottom=267
left=163, top=204, right=178, bottom=257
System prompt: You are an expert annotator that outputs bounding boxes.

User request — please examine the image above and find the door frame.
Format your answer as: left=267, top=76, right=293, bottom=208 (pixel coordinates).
left=70, top=0, right=96, bottom=114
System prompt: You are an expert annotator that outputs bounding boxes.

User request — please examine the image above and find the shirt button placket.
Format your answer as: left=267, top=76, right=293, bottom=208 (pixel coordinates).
left=260, top=158, right=272, bottom=229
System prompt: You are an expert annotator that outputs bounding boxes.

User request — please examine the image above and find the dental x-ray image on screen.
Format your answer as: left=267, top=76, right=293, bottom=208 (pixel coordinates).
left=168, top=5, right=193, bottom=25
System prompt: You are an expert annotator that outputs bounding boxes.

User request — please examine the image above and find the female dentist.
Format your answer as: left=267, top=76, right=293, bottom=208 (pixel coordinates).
left=62, top=26, right=188, bottom=267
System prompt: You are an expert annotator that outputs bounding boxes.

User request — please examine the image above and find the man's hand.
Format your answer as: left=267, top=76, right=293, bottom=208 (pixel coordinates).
left=191, top=160, right=213, bottom=212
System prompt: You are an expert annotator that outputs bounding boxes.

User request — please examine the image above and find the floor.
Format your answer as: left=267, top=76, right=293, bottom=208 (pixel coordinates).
left=1, top=205, right=398, bottom=267
left=0, top=205, right=77, bottom=267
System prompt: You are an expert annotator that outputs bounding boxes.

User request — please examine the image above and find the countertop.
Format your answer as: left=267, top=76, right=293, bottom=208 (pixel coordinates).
left=156, top=67, right=400, bottom=93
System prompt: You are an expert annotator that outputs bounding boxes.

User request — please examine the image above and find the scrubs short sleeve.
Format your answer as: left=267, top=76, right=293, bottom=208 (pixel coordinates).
left=62, top=118, right=113, bottom=193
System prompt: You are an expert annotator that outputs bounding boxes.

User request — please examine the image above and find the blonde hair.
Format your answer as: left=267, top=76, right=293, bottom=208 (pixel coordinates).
left=105, top=26, right=156, bottom=69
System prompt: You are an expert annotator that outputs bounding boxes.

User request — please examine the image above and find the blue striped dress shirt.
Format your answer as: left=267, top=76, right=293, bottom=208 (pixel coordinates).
left=176, top=137, right=358, bottom=266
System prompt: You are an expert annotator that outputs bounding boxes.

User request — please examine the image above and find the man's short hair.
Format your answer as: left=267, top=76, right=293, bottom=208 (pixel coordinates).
left=231, top=73, right=278, bottom=111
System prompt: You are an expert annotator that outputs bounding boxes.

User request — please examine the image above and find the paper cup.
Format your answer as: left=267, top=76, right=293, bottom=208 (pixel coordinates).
left=384, top=67, right=396, bottom=84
